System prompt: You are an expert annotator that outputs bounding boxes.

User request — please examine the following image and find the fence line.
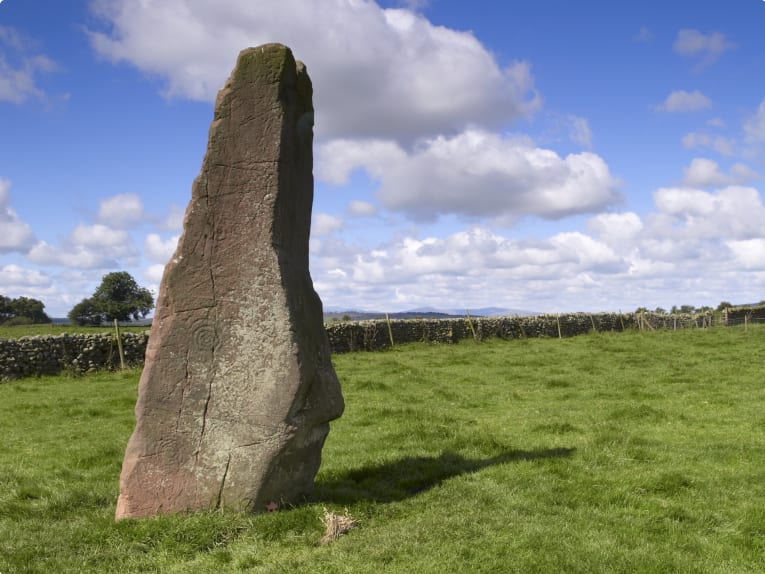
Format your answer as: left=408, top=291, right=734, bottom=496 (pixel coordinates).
left=324, top=311, right=762, bottom=354
left=1, top=310, right=763, bottom=380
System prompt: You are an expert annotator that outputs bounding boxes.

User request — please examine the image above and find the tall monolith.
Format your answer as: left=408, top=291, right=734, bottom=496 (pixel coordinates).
left=115, top=44, right=344, bottom=520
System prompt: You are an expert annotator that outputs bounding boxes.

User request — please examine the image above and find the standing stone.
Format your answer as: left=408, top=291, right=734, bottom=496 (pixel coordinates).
left=115, top=44, right=344, bottom=520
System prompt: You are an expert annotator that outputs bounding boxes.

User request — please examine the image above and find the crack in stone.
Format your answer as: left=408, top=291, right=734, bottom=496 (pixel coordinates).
left=215, top=452, right=232, bottom=510
left=176, top=348, right=191, bottom=433
left=194, top=191, right=216, bottom=472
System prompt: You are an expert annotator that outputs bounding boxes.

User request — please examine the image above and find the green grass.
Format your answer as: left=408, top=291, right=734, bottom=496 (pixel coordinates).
left=2, top=326, right=764, bottom=572
left=0, top=324, right=149, bottom=339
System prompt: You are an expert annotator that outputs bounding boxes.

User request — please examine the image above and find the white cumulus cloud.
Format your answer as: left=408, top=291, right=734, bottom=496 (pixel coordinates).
left=144, top=263, right=167, bottom=284
left=144, top=233, right=179, bottom=263
left=311, top=226, right=628, bottom=312
left=320, top=129, right=620, bottom=223
left=347, top=200, right=378, bottom=217
left=97, top=193, right=145, bottom=228
left=27, top=241, right=116, bottom=269
left=673, top=29, right=733, bottom=69
left=317, top=139, right=406, bottom=185
left=682, top=158, right=760, bottom=188
left=312, top=213, right=344, bottom=237
left=0, top=26, right=57, bottom=104
left=0, top=264, right=52, bottom=289
left=727, top=239, right=765, bottom=270
left=655, top=90, right=712, bottom=113
left=27, top=224, right=137, bottom=269
left=88, top=0, right=539, bottom=142
left=652, top=185, right=765, bottom=240
left=744, top=98, right=765, bottom=142
left=682, top=132, right=734, bottom=156
left=308, top=181, right=765, bottom=313
left=159, top=203, right=185, bottom=231
left=587, top=212, right=644, bottom=246
left=71, top=224, right=131, bottom=249
left=567, top=115, right=593, bottom=148
left=0, top=178, right=36, bottom=253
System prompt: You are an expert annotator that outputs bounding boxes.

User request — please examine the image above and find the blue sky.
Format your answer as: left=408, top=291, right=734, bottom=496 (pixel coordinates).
left=2, top=0, right=765, bottom=317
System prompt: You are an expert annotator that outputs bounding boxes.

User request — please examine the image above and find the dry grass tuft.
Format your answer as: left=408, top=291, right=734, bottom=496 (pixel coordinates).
left=319, top=507, right=358, bottom=545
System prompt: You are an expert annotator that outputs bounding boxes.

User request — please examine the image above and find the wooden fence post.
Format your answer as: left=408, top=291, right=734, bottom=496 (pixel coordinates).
left=556, top=314, right=562, bottom=339
left=114, top=319, right=126, bottom=370
left=466, top=310, right=478, bottom=342
left=385, top=313, right=395, bottom=348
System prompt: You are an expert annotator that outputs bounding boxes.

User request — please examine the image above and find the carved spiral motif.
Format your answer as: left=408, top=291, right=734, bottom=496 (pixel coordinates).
left=190, top=321, right=217, bottom=354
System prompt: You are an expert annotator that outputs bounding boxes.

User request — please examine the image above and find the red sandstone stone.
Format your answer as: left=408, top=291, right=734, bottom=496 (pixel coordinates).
left=115, top=44, right=344, bottom=519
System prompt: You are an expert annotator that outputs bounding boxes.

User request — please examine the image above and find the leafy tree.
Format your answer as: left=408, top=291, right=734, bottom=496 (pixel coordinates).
left=0, top=295, right=12, bottom=323
left=10, top=296, right=51, bottom=324
left=68, top=272, right=154, bottom=326
left=716, top=301, right=733, bottom=312
left=68, top=297, right=106, bottom=327
left=0, top=294, right=51, bottom=325
left=92, top=272, right=154, bottom=321
left=678, top=305, right=696, bottom=314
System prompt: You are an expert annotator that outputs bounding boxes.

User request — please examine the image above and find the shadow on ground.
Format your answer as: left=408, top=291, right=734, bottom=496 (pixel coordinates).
left=313, top=447, right=575, bottom=505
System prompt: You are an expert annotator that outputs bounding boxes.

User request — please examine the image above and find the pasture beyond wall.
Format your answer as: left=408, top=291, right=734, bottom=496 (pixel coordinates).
left=0, top=310, right=758, bottom=380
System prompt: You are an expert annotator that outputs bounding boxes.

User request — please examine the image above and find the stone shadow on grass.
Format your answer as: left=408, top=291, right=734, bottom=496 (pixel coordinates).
left=313, top=448, right=575, bottom=505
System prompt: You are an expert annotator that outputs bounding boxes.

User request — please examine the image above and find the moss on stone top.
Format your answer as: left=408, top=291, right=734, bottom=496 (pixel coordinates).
left=233, top=43, right=295, bottom=87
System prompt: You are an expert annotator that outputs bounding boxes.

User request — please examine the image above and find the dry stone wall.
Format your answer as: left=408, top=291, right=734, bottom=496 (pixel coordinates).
left=722, top=305, right=765, bottom=326
left=0, top=311, right=735, bottom=381
left=0, top=332, right=148, bottom=380
left=325, top=313, right=636, bottom=352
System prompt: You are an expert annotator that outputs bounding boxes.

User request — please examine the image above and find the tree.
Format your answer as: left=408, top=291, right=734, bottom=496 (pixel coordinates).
left=0, top=295, right=12, bottom=323
left=68, top=297, right=105, bottom=327
left=716, top=301, right=733, bottom=312
left=0, top=294, right=51, bottom=325
left=10, top=296, right=51, bottom=324
left=68, top=272, right=154, bottom=326
left=678, top=305, right=696, bottom=314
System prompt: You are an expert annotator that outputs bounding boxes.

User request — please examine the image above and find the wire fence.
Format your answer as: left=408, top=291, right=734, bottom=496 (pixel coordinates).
left=631, top=311, right=763, bottom=331
left=1, top=308, right=762, bottom=378
left=325, top=310, right=765, bottom=353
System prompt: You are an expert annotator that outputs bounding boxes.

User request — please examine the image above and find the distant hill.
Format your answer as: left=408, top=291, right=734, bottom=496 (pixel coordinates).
left=441, top=307, right=538, bottom=317
left=324, top=306, right=539, bottom=322
left=50, top=318, right=153, bottom=327
left=324, top=310, right=458, bottom=322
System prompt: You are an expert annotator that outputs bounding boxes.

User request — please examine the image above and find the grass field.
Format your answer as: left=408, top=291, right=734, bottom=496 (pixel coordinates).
left=0, top=324, right=149, bottom=339
left=1, top=327, right=764, bottom=573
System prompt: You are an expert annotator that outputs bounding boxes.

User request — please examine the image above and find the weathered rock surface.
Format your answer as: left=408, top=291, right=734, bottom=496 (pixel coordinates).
left=115, top=44, right=344, bottom=519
